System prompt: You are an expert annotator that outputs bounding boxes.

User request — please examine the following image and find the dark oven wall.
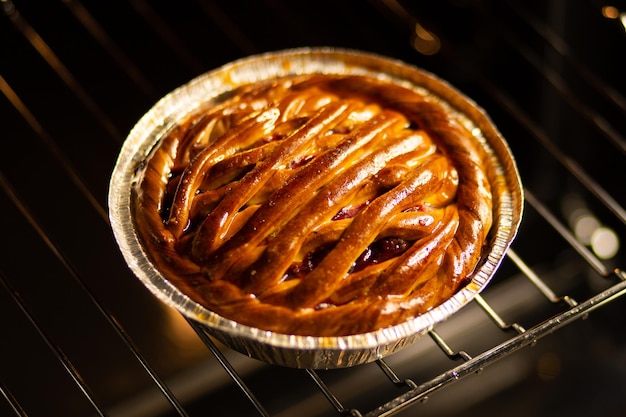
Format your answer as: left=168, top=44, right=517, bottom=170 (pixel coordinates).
left=1, top=1, right=625, bottom=417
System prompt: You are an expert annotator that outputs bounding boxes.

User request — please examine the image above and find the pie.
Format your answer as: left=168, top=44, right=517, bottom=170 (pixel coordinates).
left=132, top=73, right=494, bottom=337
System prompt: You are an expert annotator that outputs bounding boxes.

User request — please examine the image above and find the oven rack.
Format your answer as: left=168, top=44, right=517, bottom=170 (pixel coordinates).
left=2, top=190, right=624, bottom=417
left=1, top=1, right=625, bottom=416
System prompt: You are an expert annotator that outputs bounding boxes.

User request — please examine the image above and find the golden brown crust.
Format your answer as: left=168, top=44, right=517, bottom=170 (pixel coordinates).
left=132, top=74, right=493, bottom=336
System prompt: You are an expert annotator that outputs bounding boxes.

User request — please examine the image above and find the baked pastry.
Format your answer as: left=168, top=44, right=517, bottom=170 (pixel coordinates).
left=132, top=73, right=494, bottom=337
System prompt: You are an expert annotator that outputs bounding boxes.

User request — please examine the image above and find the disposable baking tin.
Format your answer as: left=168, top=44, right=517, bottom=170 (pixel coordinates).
left=109, top=48, right=523, bottom=369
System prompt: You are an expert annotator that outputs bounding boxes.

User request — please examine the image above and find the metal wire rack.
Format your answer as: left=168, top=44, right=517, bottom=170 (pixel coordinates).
left=1, top=1, right=624, bottom=416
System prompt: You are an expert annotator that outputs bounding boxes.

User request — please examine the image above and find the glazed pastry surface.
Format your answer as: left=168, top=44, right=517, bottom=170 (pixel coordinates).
left=133, top=74, right=493, bottom=336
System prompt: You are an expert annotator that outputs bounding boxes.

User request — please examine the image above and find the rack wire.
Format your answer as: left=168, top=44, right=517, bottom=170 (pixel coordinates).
left=1, top=1, right=624, bottom=416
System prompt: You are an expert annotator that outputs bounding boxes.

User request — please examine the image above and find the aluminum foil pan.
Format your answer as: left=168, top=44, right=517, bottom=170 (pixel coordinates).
left=109, top=48, right=523, bottom=369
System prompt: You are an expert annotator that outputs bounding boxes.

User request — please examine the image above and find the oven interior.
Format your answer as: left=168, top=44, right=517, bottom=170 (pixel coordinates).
left=1, top=1, right=625, bottom=416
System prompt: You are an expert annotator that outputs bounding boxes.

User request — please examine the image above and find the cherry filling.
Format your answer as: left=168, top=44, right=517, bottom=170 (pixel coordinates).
left=285, top=243, right=334, bottom=279
left=332, top=200, right=370, bottom=220
left=284, top=237, right=410, bottom=281
left=350, top=237, right=409, bottom=273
